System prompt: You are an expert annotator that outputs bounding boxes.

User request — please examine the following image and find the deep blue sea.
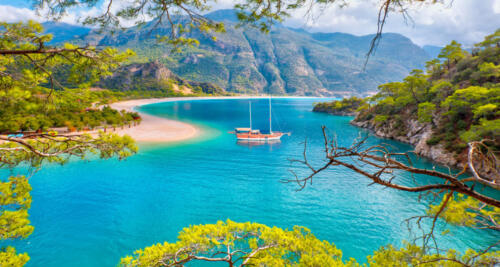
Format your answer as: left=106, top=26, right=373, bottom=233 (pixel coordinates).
left=8, top=98, right=499, bottom=266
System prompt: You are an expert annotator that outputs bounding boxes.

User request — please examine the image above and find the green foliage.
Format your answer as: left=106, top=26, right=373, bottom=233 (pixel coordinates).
left=122, top=217, right=500, bottom=267
left=0, top=21, right=139, bottom=266
left=460, top=118, right=500, bottom=143
left=0, top=21, right=134, bottom=86
left=0, top=88, right=140, bottom=133
left=428, top=80, right=453, bottom=99
left=417, top=102, right=436, bottom=123
left=428, top=194, right=500, bottom=228
left=0, top=176, right=33, bottom=240
left=313, top=97, right=365, bottom=115
left=374, top=115, right=389, bottom=123
left=473, top=103, right=497, bottom=119
left=78, top=12, right=431, bottom=95
left=475, top=29, right=500, bottom=48
left=0, top=21, right=138, bottom=133
left=0, top=176, right=32, bottom=267
left=425, top=136, right=441, bottom=146
left=438, top=40, right=468, bottom=71
left=372, top=76, right=427, bottom=114
left=478, top=62, right=500, bottom=79
left=368, top=242, right=499, bottom=266
left=403, top=69, right=430, bottom=103
left=354, top=29, right=500, bottom=155
left=0, top=246, right=30, bottom=267
left=441, top=86, right=497, bottom=117
left=97, top=61, right=226, bottom=97
left=1, top=133, right=137, bottom=169
left=120, top=220, right=351, bottom=267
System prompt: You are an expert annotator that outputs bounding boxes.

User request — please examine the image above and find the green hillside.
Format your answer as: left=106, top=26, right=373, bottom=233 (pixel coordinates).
left=98, top=61, right=226, bottom=97
left=68, top=9, right=431, bottom=96
left=314, top=30, right=500, bottom=168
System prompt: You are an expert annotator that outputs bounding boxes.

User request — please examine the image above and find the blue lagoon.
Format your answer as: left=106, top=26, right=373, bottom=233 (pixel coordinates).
left=12, top=98, right=499, bottom=266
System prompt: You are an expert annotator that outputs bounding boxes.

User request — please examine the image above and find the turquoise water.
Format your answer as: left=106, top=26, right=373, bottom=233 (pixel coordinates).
left=8, top=98, right=499, bottom=266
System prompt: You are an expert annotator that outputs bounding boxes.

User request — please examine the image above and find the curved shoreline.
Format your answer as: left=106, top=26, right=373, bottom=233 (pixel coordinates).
left=110, top=96, right=321, bottom=143
left=109, top=98, right=198, bottom=143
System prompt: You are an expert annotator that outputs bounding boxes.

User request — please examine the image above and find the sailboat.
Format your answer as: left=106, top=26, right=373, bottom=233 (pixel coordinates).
left=232, top=97, right=288, bottom=141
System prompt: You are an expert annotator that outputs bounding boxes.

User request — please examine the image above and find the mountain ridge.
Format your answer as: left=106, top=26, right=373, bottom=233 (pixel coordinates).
left=98, top=60, right=226, bottom=96
left=44, top=9, right=434, bottom=96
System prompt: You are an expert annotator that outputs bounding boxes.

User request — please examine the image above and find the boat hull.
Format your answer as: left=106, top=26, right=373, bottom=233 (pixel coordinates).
left=236, top=132, right=284, bottom=141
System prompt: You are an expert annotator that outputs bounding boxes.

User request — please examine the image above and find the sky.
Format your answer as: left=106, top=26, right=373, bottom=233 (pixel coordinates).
left=0, top=0, right=499, bottom=47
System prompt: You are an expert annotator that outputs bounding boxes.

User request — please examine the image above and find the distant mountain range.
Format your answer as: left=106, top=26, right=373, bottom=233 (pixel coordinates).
left=42, top=22, right=91, bottom=44
left=43, top=9, right=439, bottom=96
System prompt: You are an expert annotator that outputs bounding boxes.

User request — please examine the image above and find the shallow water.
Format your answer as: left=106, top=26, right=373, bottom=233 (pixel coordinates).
left=8, top=98, right=499, bottom=266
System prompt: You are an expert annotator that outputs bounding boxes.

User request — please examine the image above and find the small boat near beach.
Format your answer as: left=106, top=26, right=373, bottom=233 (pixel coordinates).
left=231, top=97, right=290, bottom=141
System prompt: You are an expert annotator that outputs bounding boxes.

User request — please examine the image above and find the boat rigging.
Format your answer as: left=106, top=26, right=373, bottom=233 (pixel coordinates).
left=231, top=97, right=290, bottom=141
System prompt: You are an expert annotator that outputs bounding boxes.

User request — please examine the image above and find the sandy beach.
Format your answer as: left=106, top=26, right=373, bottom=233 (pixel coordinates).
left=109, top=98, right=199, bottom=143
left=109, top=96, right=319, bottom=143
left=0, top=96, right=317, bottom=144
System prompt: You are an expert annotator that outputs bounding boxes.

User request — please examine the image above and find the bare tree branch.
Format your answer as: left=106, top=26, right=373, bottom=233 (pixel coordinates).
left=286, top=126, right=500, bottom=207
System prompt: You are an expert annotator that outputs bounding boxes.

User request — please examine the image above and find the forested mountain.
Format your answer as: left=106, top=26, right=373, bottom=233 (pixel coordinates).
left=98, top=61, right=226, bottom=97
left=42, top=22, right=91, bottom=44
left=52, top=9, right=432, bottom=96
left=314, top=30, right=500, bottom=175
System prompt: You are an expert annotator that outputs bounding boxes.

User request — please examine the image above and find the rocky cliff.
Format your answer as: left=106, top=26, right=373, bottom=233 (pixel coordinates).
left=66, top=9, right=431, bottom=96
left=350, top=115, right=461, bottom=167
left=99, top=61, right=225, bottom=95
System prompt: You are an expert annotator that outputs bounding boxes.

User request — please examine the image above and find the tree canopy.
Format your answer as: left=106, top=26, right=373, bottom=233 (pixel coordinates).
left=307, top=29, right=500, bottom=266
left=0, top=21, right=140, bottom=133
left=0, top=20, right=138, bottom=265
left=352, top=30, right=500, bottom=155
left=2, top=1, right=497, bottom=266
left=120, top=220, right=351, bottom=267
left=120, top=219, right=499, bottom=266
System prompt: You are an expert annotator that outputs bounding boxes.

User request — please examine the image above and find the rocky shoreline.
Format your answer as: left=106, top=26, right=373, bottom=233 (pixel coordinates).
left=350, top=119, right=463, bottom=168
left=350, top=117, right=500, bottom=188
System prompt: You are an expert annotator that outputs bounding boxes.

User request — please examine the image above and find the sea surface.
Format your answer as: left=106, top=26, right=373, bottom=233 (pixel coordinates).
left=8, top=98, right=500, bottom=266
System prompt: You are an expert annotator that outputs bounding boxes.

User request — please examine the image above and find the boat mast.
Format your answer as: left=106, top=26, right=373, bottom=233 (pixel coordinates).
left=269, top=96, right=272, bottom=134
left=249, top=101, right=252, bottom=130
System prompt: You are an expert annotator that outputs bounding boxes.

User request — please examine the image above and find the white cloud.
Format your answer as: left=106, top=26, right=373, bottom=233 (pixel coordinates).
left=36, top=0, right=141, bottom=27
left=0, top=5, right=39, bottom=22
left=494, top=0, right=500, bottom=13
left=0, top=0, right=498, bottom=47
left=208, top=0, right=236, bottom=10
left=282, top=0, right=500, bottom=47
left=0, top=0, right=147, bottom=27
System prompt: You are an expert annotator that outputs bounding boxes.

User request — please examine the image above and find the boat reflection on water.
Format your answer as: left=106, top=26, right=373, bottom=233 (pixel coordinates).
left=236, top=139, right=281, bottom=148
